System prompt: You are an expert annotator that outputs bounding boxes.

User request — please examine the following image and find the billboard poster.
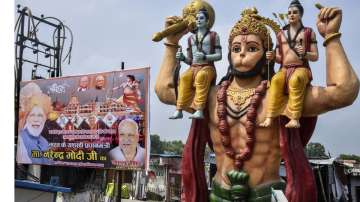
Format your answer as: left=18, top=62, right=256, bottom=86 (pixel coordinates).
left=16, top=67, right=149, bottom=170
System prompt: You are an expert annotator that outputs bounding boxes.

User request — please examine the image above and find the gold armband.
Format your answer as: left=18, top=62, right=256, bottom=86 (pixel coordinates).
left=164, top=41, right=180, bottom=49
left=323, top=32, right=341, bottom=47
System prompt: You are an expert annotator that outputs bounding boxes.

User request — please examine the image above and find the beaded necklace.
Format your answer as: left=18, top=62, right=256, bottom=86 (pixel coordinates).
left=216, top=79, right=268, bottom=170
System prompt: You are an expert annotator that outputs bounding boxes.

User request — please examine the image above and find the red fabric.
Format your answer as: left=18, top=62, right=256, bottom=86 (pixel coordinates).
left=209, top=31, right=216, bottom=54
left=279, top=116, right=318, bottom=202
left=181, top=117, right=211, bottom=202
left=277, top=31, right=284, bottom=63
left=187, top=36, right=193, bottom=63
left=303, top=28, right=312, bottom=54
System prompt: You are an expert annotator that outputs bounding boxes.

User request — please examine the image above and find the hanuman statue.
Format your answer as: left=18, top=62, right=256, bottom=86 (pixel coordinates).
left=155, top=2, right=358, bottom=202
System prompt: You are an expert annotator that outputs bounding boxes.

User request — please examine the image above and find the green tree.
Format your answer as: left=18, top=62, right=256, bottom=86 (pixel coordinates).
left=305, top=142, right=329, bottom=159
left=339, top=154, right=360, bottom=163
left=150, top=134, right=184, bottom=155
left=163, top=140, right=184, bottom=155
left=150, top=134, right=163, bottom=154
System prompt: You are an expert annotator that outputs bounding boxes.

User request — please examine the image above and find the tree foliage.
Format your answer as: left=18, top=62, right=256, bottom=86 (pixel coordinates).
left=305, top=142, right=329, bottom=159
left=150, top=134, right=184, bottom=155
left=150, top=134, right=163, bottom=154
left=339, top=154, right=360, bottom=163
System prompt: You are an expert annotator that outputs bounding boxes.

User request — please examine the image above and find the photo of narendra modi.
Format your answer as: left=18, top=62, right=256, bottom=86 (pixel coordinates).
left=16, top=68, right=149, bottom=170
left=16, top=83, right=53, bottom=165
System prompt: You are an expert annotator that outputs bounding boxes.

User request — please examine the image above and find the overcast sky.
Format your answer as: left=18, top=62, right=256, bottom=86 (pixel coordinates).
left=14, top=0, right=360, bottom=157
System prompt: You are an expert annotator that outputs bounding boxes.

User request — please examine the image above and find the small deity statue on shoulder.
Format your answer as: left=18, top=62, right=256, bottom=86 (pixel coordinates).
left=260, top=0, right=319, bottom=128
left=169, top=8, right=222, bottom=119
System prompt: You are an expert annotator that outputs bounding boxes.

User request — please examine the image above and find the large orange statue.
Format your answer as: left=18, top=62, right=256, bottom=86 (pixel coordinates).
left=155, top=2, right=359, bottom=202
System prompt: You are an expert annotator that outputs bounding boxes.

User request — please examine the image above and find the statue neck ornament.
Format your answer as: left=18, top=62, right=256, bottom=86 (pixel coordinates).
left=217, top=79, right=268, bottom=170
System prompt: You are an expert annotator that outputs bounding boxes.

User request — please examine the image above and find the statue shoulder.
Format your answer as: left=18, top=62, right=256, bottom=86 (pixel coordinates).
left=188, top=34, right=195, bottom=42
left=303, top=27, right=313, bottom=32
left=209, top=30, right=218, bottom=35
left=209, top=31, right=220, bottom=39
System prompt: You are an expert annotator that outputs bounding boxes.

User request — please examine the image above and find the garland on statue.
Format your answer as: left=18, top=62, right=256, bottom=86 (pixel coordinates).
left=216, top=79, right=268, bottom=170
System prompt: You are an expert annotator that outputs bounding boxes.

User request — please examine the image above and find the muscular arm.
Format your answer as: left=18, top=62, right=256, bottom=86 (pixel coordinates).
left=154, top=45, right=177, bottom=105
left=275, top=46, right=282, bottom=64
left=275, top=32, right=283, bottom=64
left=154, top=16, right=190, bottom=105
left=303, top=7, right=359, bottom=116
left=206, top=48, right=222, bottom=61
left=303, top=38, right=359, bottom=116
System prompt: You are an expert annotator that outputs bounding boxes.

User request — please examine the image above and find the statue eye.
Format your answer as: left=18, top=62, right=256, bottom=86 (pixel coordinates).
left=248, top=46, right=259, bottom=52
left=232, top=46, right=241, bottom=53
left=197, top=16, right=205, bottom=21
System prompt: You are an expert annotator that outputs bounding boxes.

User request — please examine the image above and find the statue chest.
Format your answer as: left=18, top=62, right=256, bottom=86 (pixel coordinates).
left=189, top=34, right=212, bottom=54
left=280, top=30, right=305, bottom=55
left=209, top=93, right=267, bottom=127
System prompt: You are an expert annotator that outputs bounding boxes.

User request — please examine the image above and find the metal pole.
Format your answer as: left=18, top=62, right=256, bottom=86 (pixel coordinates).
left=56, top=25, right=62, bottom=77
left=116, top=170, right=122, bottom=202
left=17, top=9, right=59, bottom=27
left=317, top=167, right=328, bottom=202
left=15, top=9, right=26, bottom=140
left=165, top=164, right=170, bottom=202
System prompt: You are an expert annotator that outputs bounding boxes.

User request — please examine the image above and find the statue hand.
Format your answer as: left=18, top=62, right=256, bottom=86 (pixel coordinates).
left=266, top=51, right=275, bottom=61
left=295, top=45, right=305, bottom=55
left=227, top=170, right=250, bottom=200
left=230, top=184, right=249, bottom=200
left=194, top=51, right=205, bottom=61
left=165, top=16, right=189, bottom=44
left=316, top=7, right=342, bottom=38
left=176, top=51, right=185, bottom=61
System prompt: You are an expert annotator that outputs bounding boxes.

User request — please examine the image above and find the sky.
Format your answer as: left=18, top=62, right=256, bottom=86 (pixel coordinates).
left=11, top=0, right=360, bottom=157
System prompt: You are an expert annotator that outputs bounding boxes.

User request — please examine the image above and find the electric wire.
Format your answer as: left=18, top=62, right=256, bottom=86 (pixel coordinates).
left=15, top=6, right=74, bottom=79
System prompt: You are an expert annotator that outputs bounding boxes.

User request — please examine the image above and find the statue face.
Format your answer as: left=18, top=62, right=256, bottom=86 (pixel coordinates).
left=288, top=7, right=301, bottom=25
left=118, top=121, right=139, bottom=155
left=196, top=12, right=207, bottom=29
left=230, top=34, right=264, bottom=72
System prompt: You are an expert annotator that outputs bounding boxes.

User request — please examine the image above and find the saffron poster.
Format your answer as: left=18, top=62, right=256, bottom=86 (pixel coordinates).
left=16, top=67, right=149, bottom=170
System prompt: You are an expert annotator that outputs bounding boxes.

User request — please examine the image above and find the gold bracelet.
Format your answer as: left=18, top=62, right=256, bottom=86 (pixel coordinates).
left=323, top=32, right=341, bottom=47
left=164, top=41, right=180, bottom=49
